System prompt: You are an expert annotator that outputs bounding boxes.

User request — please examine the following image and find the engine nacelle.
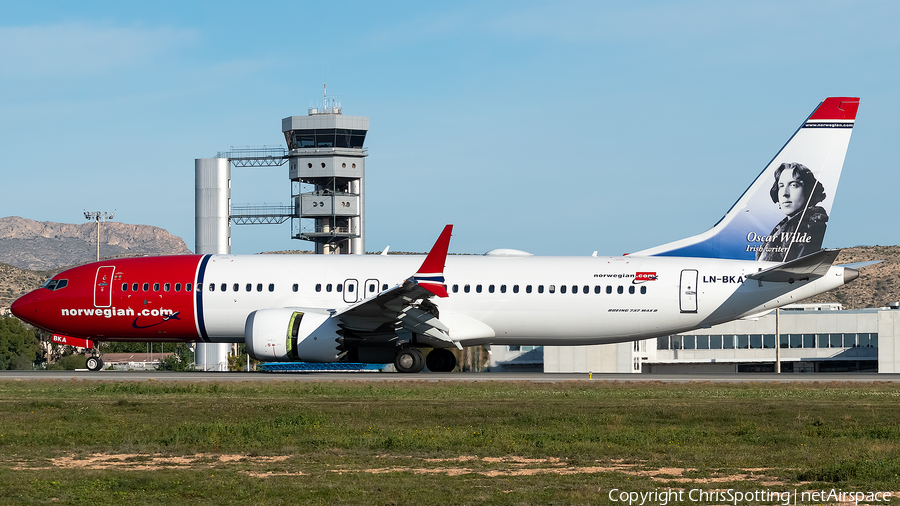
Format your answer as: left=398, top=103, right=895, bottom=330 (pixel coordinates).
left=244, top=308, right=341, bottom=362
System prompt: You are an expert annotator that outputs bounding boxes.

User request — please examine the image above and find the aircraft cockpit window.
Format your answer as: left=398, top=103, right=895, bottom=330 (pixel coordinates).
left=43, top=279, right=69, bottom=291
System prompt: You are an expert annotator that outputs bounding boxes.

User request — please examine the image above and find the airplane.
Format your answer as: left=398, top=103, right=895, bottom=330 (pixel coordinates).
left=12, top=97, right=862, bottom=373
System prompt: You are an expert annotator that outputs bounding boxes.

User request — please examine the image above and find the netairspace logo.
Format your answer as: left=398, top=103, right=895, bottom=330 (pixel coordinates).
left=608, top=488, right=892, bottom=506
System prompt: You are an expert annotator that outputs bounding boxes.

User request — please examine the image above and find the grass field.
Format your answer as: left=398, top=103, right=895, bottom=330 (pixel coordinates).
left=2, top=380, right=900, bottom=505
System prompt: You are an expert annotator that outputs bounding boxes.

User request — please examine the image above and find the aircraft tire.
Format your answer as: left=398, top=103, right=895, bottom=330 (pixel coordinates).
left=426, top=348, right=457, bottom=372
left=86, top=356, right=104, bottom=372
left=395, top=348, right=425, bottom=373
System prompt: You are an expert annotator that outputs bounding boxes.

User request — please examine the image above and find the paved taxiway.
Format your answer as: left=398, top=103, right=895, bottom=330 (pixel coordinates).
left=1, top=371, right=899, bottom=382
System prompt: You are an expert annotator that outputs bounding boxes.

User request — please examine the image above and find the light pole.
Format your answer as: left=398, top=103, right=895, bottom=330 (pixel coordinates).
left=84, top=211, right=115, bottom=261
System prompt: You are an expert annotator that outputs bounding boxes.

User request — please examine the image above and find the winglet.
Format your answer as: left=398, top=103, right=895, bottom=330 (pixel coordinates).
left=413, top=225, right=453, bottom=297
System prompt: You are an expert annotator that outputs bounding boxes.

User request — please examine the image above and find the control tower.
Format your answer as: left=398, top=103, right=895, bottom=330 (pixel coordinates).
left=283, top=107, right=368, bottom=254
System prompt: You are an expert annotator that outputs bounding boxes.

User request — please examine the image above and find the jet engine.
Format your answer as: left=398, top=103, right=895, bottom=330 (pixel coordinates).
left=244, top=308, right=341, bottom=362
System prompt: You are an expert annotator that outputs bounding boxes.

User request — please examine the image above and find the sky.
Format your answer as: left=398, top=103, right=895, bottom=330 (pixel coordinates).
left=2, top=1, right=898, bottom=256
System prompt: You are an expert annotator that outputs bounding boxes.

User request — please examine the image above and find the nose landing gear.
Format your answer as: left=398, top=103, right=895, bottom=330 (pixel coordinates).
left=86, top=354, right=104, bottom=372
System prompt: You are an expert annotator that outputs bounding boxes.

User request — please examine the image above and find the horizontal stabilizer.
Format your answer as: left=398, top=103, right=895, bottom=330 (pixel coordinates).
left=746, top=248, right=840, bottom=283
left=837, top=260, right=883, bottom=269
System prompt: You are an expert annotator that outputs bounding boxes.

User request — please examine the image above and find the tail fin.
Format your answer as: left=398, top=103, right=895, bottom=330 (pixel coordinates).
left=632, top=97, right=859, bottom=261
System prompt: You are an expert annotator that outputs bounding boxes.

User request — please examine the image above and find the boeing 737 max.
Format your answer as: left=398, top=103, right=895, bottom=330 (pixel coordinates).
left=11, top=97, right=863, bottom=373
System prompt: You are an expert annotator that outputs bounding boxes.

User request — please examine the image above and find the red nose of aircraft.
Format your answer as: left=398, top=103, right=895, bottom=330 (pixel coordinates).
left=10, top=291, right=43, bottom=327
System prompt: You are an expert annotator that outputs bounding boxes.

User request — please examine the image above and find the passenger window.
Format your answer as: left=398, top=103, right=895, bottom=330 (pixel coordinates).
left=594, top=285, right=600, bottom=294
left=246, top=283, right=252, bottom=292
left=292, top=284, right=299, bottom=292
left=382, top=284, right=388, bottom=291
left=143, top=283, right=150, bottom=291
left=464, top=284, right=470, bottom=293
left=526, top=285, right=532, bottom=293
left=617, top=286, right=623, bottom=294
left=452, top=285, right=458, bottom=293
left=337, top=284, right=343, bottom=292
left=233, top=283, right=239, bottom=292
left=500, top=285, right=506, bottom=293
left=187, top=283, right=193, bottom=292
left=513, top=285, right=519, bottom=293
left=476, top=285, right=482, bottom=293
left=582, top=285, right=588, bottom=294
left=316, top=284, right=322, bottom=292
left=347, top=284, right=354, bottom=292
left=257, top=283, right=263, bottom=292
left=549, top=285, right=555, bottom=294
left=537, top=285, right=543, bottom=294
left=154, top=283, right=160, bottom=292
left=640, top=286, right=647, bottom=294
left=132, top=283, right=139, bottom=292
left=209, top=283, right=215, bottom=292
left=175, top=283, right=181, bottom=292
left=268, top=283, right=275, bottom=292
left=326, top=284, right=332, bottom=292
left=121, top=283, right=128, bottom=291
left=629, top=286, right=635, bottom=294
left=220, top=283, right=226, bottom=292
left=606, top=286, right=612, bottom=294
left=370, top=283, right=377, bottom=293
left=488, top=285, right=495, bottom=293
left=164, top=283, right=171, bottom=292
left=560, top=285, right=567, bottom=294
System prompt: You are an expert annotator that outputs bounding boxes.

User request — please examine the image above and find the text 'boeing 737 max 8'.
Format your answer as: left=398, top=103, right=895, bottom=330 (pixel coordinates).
left=12, top=97, right=865, bottom=373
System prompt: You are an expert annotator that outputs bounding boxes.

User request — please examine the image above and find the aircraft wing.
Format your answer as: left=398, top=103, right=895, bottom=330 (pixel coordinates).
left=332, top=225, right=460, bottom=349
left=746, top=248, right=841, bottom=283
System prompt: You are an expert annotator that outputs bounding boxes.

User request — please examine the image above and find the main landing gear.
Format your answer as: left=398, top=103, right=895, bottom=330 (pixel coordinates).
left=393, top=348, right=457, bottom=373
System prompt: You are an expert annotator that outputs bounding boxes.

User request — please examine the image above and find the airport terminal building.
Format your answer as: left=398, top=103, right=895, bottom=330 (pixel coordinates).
left=490, top=304, right=900, bottom=374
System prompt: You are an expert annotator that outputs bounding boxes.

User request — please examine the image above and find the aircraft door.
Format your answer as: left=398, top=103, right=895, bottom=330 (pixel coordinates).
left=343, top=279, right=358, bottom=303
left=679, top=269, right=698, bottom=313
left=94, top=266, right=115, bottom=308
left=364, top=279, right=380, bottom=299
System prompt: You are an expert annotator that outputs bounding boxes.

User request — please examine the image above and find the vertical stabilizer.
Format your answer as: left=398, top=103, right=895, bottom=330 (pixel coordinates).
left=632, top=97, right=859, bottom=261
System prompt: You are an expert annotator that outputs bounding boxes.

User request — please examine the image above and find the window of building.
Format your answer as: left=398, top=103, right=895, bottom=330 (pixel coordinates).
left=830, top=333, right=843, bottom=348
left=763, top=334, right=775, bottom=349
left=722, top=335, right=735, bottom=349
left=803, top=333, right=815, bottom=348
left=737, top=334, right=749, bottom=349
left=750, top=334, right=763, bottom=349
left=710, top=335, right=722, bottom=349
left=683, top=335, right=695, bottom=350
left=843, top=333, right=856, bottom=348
left=697, top=335, right=709, bottom=349
left=657, top=336, right=670, bottom=350
left=671, top=336, right=682, bottom=350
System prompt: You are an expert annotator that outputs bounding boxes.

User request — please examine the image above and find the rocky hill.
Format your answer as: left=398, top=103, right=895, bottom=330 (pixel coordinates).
left=0, top=216, right=192, bottom=271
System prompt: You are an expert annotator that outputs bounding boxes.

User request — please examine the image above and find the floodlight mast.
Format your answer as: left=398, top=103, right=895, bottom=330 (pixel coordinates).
left=84, top=210, right=116, bottom=261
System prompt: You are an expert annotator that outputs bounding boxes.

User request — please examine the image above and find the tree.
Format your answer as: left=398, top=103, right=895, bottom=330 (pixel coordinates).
left=0, top=317, right=40, bottom=370
left=156, top=343, right=195, bottom=371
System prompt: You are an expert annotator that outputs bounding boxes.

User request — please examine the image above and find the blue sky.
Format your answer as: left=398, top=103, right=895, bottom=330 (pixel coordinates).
left=2, top=1, right=897, bottom=256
